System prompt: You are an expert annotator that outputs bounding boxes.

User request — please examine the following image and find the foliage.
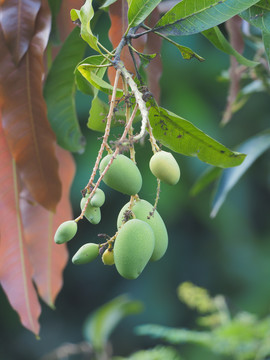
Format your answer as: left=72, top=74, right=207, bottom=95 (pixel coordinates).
left=0, top=0, right=270, bottom=339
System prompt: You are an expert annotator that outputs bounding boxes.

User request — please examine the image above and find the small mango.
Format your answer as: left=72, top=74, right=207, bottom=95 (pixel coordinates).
left=72, top=243, right=99, bottom=265
left=54, top=220, right=77, bottom=244
left=114, top=219, right=155, bottom=279
left=99, top=154, right=142, bottom=195
left=117, top=199, right=168, bottom=261
left=102, top=248, right=115, bottom=265
left=149, top=150, right=180, bottom=185
left=80, top=196, right=101, bottom=224
left=90, top=188, right=105, bottom=208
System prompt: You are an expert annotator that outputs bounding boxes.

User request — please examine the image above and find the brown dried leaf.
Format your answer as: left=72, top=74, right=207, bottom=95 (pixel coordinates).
left=20, top=147, right=75, bottom=307
left=0, top=0, right=42, bottom=64
left=0, top=0, right=62, bottom=211
left=0, top=119, right=41, bottom=335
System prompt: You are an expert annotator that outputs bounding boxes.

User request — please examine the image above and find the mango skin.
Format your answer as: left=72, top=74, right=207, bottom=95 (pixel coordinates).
left=72, top=243, right=99, bottom=265
left=80, top=196, right=101, bottom=224
left=102, top=248, right=115, bottom=265
left=90, top=188, right=105, bottom=207
left=54, top=220, right=78, bottom=244
left=117, top=199, right=168, bottom=261
left=114, top=219, right=155, bottom=279
left=99, top=154, right=142, bottom=195
left=149, top=151, right=180, bottom=185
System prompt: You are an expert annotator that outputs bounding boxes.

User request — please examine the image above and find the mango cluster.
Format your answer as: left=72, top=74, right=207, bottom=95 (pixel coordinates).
left=54, top=151, right=180, bottom=280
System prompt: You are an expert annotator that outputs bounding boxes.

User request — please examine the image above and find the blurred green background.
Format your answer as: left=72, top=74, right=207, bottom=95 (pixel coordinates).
left=1, top=9, right=270, bottom=360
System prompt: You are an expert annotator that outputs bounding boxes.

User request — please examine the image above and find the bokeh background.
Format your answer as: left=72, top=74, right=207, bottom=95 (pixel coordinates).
left=1, top=7, right=270, bottom=360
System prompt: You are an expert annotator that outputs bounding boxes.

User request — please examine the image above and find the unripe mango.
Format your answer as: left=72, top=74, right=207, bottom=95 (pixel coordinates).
left=114, top=219, right=155, bottom=279
left=54, top=220, right=77, bottom=244
left=99, top=154, right=142, bottom=195
left=80, top=196, right=101, bottom=224
left=117, top=199, right=168, bottom=261
left=102, top=248, right=115, bottom=265
left=72, top=243, right=99, bottom=265
left=90, top=188, right=105, bottom=207
left=149, top=151, right=180, bottom=185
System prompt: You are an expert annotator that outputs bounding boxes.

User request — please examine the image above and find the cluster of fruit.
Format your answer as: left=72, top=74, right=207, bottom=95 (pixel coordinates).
left=54, top=150, right=180, bottom=279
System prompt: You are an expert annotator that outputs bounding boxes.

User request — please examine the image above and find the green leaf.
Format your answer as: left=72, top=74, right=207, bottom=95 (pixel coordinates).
left=240, top=5, right=270, bottom=33
left=44, top=27, right=86, bottom=153
left=256, top=0, right=270, bottom=10
left=88, top=95, right=125, bottom=131
left=100, top=0, right=118, bottom=8
left=78, top=63, right=123, bottom=97
left=128, top=0, right=162, bottom=29
left=47, top=0, right=62, bottom=45
left=75, top=54, right=110, bottom=96
left=211, top=130, right=270, bottom=217
left=202, top=26, right=259, bottom=67
left=113, top=346, right=182, bottom=360
left=263, top=32, right=270, bottom=66
left=149, top=106, right=246, bottom=168
left=155, top=0, right=261, bottom=36
left=83, top=295, right=143, bottom=352
left=70, top=0, right=100, bottom=52
left=190, top=167, right=222, bottom=197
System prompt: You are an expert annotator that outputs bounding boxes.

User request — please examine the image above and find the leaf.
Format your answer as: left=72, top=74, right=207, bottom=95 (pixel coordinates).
left=202, top=26, right=259, bottom=67
left=78, top=63, right=123, bottom=97
left=47, top=0, right=62, bottom=44
left=75, top=54, right=110, bottom=96
left=127, top=0, right=162, bottom=29
left=0, top=0, right=42, bottom=64
left=240, top=5, right=270, bottom=33
left=0, top=1, right=62, bottom=212
left=114, top=346, right=182, bottom=360
left=44, top=27, right=86, bottom=153
left=70, top=0, right=100, bottom=53
left=149, top=106, right=246, bottom=168
left=190, top=167, right=222, bottom=197
left=211, top=130, right=270, bottom=217
left=100, top=0, right=118, bottom=8
left=155, top=0, right=261, bottom=36
left=20, top=147, right=75, bottom=307
left=0, top=121, right=41, bottom=335
left=263, top=31, right=270, bottom=66
left=83, top=295, right=143, bottom=352
left=256, top=0, right=270, bottom=10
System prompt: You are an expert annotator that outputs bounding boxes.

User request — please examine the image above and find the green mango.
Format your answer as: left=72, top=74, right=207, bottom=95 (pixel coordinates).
left=54, top=220, right=77, bottom=244
left=90, top=188, right=105, bottom=207
left=117, top=199, right=168, bottom=261
left=72, top=243, right=99, bottom=265
left=102, top=248, right=115, bottom=265
left=80, top=196, right=101, bottom=224
left=114, top=219, right=155, bottom=279
left=149, top=150, right=180, bottom=185
left=99, top=154, right=142, bottom=195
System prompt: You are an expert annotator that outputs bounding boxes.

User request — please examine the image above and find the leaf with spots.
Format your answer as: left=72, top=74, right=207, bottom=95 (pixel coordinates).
left=149, top=106, right=246, bottom=168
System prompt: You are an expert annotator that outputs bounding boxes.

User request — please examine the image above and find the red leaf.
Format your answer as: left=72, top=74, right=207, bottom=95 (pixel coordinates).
left=0, top=0, right=62, bottom=212
left=20, top=147, right=75, bottom=307
left=0, top=119, right=41, bottom=335
left=108, top=0, right=146, bottom=88
left=0, top=0, right=42, bottom=64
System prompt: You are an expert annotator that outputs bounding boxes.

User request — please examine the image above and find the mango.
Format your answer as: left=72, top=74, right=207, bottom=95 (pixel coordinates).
left=114, top=219, right=155, bottom=279
left=80, top=196, right=101, bottom=224
left=102, top=248, right=115, bottom=265
left=149, top=150, right=180, bottom=185
left=117, top=199, right=168, bottom=261
left=72, top=243, right=99, bottom=265
left=54, top=220, right=77, bottom=244
left=90, top=188, right=105, bottom=207
left=99, top=154, right=142, bottom=195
